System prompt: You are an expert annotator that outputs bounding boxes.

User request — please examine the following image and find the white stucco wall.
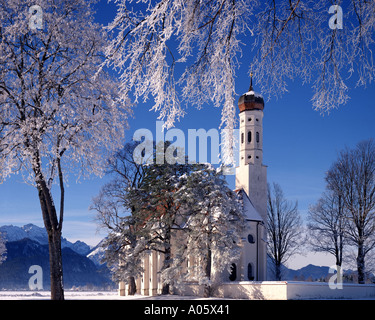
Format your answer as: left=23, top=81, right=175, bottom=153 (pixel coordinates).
left=175, top=281, right=375, bottom=300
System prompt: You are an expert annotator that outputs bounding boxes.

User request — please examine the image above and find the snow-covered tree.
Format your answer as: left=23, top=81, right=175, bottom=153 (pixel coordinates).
left=174, top=164, right=244, bottom=297
left=0, top=0, right=129, bottom=299
left=104, top=0, right=375, bottom=165
left=130, top=157, right=195, bottom=294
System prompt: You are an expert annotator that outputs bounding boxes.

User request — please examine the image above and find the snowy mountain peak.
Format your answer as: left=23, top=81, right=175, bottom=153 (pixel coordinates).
left=0, top=224, right=47, bottom=244
left=0, top=224, right=91, bottom=256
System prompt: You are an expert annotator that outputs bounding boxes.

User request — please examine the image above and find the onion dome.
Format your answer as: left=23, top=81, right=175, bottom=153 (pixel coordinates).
left=238, top=73, right=264, bottom=112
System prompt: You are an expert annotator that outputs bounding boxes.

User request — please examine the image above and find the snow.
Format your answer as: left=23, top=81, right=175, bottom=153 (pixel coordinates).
left=244, top=90, right=263, bottom=99
left=87, top=246, right=104, bottom=265
left=0, top=291, right=230, bottom=300
left=237, top=189, right=263, bottom=222
left=0, top=289, right=374, bottom=300
left=0, top=224, right=47, bottom=244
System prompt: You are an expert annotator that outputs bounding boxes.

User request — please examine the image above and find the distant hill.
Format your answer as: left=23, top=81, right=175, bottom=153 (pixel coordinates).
left=0, top=224, right=114, bottom=290
left=0, top=224, right=91, bottom=256
left=268, top=261, right=375, bottom=283
left=283, top=264, right=331, bottom=281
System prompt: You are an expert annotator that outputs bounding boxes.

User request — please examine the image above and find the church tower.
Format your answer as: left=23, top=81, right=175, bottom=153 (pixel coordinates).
left=234, top=74, right=267, bottom=281
left=235, top=74, right=267, bottom=221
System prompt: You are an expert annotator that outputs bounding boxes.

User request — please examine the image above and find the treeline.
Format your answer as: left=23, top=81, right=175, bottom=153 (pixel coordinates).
left=267, top=139, right=375, bottom=284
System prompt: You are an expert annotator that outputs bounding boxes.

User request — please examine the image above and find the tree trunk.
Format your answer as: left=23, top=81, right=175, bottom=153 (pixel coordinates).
left=48, top=228, right=64, bottom=300
left=204, top=241, right=212, bottom=298
left=36, top=177, right=65, bottom=300
left=128, top=276, right=136, bottom=295
left=275, top=261, right=282, bottom=281
left=161, top=245, right=171, bottom=295
left=161, top=231, right=171, bottom=295
left=357, top=243, right=366, bottom=284
left=204, top=284, right=212, bottom=298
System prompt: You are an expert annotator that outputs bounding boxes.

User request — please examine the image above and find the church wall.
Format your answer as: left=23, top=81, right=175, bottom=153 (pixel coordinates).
left=241, top=221, right=259, bottom=281
left=176, top=281, right=375, bottom=300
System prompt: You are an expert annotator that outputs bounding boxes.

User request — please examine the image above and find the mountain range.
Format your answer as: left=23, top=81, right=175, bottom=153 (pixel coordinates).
left=0, top=224, right=114, bottom=290
left=0, top=223, right=367, bottom=290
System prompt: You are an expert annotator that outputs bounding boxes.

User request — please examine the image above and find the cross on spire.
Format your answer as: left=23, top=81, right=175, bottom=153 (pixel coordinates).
left=249, top=72, right=254, bottom=91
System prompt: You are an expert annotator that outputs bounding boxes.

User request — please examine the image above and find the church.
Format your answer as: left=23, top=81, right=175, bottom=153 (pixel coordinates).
left=118, top=78, right=268, bottom=296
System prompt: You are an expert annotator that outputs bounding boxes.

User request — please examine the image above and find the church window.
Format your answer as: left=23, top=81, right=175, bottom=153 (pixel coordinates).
left=247, top=234, right=255, bottom=243
left=256, top=132, right=259, bottom=143
left=248, top=263, right=254, bottom=281
left=248, top=117, right=252, bottom=122
left=229, top=263, right=237, bottom=281
left=241, top=132, right=244, bottom=144
left=247, top=131, right=251, bottom=143
left=248, top=155, right=251, bottom=159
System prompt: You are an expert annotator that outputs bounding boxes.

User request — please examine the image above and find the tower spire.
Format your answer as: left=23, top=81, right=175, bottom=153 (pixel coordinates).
left=249, top=72, right=253, bottom=91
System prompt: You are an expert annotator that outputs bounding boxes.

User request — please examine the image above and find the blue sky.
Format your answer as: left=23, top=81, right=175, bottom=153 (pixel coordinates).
left=0, top=1, right=374, bottom=269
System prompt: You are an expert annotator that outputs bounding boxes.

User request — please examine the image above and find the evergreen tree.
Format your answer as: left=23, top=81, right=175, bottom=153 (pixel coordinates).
left=174, top=164, right=244, bottom=297
left=129, top=159, right=194, bottom=294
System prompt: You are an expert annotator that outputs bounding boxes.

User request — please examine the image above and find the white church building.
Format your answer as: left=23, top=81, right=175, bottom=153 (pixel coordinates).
left=118, top=79, right=375, bottom=300
left=119, top=78, right=268, bottom=297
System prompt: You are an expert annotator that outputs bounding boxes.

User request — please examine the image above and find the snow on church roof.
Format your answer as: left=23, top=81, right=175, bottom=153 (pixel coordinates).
left=236, top=189, right=263, bottom=222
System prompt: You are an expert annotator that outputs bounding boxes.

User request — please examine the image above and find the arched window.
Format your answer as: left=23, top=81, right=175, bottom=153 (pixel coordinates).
left=256, top=131, right=260, bottom=143
left=241, top=132, right=244, bottom=144
left=247, top=234, right=255, bottom=243
left=229, top=263, right=237, bottom=281
left=247, top=131, right=251, bottom=143
left=248, top=263, right=254, bottom=281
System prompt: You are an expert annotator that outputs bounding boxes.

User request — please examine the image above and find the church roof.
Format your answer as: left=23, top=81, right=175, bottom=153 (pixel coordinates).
left=236, top=189, right=264, bottom=222
left=238, top=73, right=265, bottom=112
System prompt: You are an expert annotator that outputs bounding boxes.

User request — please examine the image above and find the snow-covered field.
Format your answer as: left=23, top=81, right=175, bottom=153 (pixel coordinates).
left=0, top=291, right=226, bottom=300
left=1, top=290, right=375, bottom=300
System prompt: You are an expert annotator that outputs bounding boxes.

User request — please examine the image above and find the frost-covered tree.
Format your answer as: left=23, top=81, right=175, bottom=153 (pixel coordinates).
left=104, top=0, right=375, bottom=165
left=0, top=0, right=128, bottom=299
left=326, top=139, right=375, bottom=284
left=267, top=182, right=304, bottom=281
left=174, top=165, right=244, bottom=297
